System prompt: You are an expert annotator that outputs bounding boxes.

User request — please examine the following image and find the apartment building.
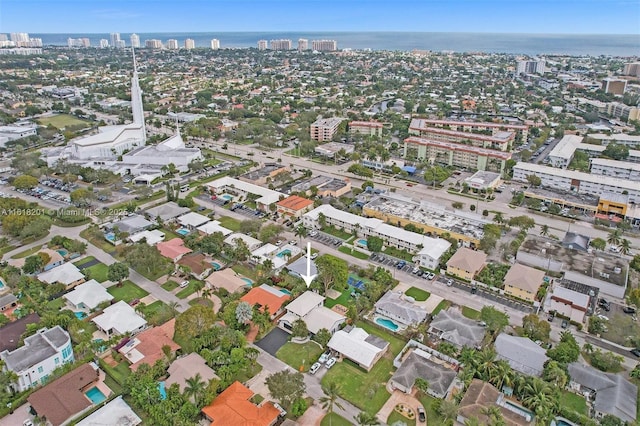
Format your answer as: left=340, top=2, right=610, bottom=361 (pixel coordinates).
left=130, top=33, right=140, bottom=48
left=210, top=39, right=220, bottom=50
left=412, top=119, right=529, bottom=141
left=516, top=59, right=545, bottom=75
left=0, top=326, right=74, bottom=392
left=298, top=38, right=308, bottom=51
left=349, top=121, right=384, bottom=137
left=623, top=62, right=640, bottom=77
left=547, top=135, right=583, bottom=168
left=606, top=102, right=640, bottom=122
left=184, top=38, right=195, bottom=50
left=408, top=119, right=515, bottom=151
left=110, top=33, right=121, bottom=47
left=601, top=78, right=627, bottom=95
left=586, top=133, right=640, bottom=147
left=404, top=136, right=512, bottom=175
left=166, top=39, right=179, bottom=50
left=312, top=39, right=337, bottom=51
left=513, top=162, right=640, bottom=203
left=590, top=158, right=640, bottom=181
left=145, top=39, right=163, bottom=49
left=67, top=38, right=91, bottom=48
left=270, top=39, right=292, bottom=50
left=310, top=118, right=343, bottom=141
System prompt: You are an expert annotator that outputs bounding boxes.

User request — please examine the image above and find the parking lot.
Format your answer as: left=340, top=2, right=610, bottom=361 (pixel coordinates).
left=434, top=276, right=534, bottom=313
left=308, top=230, right=344, bottom=248
left=370, top=252, right=415, bottom=274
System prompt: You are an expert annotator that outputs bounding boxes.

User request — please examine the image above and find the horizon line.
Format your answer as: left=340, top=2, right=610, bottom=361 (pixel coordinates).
left=25, top=30, right=640, bottom=36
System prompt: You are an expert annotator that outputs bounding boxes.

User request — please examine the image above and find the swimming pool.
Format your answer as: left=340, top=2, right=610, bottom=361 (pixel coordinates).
left=105, top=233, right=116, bottom=242
left=74, top=311, right=87, bottom=319
left=222, top=194, right=233, bottom=200
left=375, top=316, right=400, bottom=331
left=357, top=239, right=368, bottom=247
left=57, top=249, right=68, bottom=257
left=85, top=386, right=107, bottom=404
left=276, top=249, right=292, bottom=258
left=279, top=288, right=292, bottom=295
left=211, top=262, right=222, bottom=270
left=503, top=400, right=534, bottom=421
left=0, top=279, right=5, bottom=290
left=176, top=228, right=190, bottom=236
left=551, top=418, right=577, bottom=426
left=158, top=381, right=167, bottom=400
left=241, top=277, right=253, bottom=286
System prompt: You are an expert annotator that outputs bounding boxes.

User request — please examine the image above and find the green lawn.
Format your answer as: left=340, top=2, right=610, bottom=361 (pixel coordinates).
left=431, top=300, right=451, bottom=316
left=321, top=356, right=392, bottom=414
left=320, top=413, right=352, bottom=426
left=82, top=262, right=109, bottom=282
left=321, top=226, right=352, bottom=240
left=218, top=216, right=242, bottom=232
left=231, top=263, right=257, bottom=281
left=382, top=246, right=414, bottom=262
left=418, top=394, right=445, bottom=425
left=107, top=280, right=149, bottom=303
left=356, top=320, right=407, bottom=356
left=46, top=298, right=65, bottom=311
left=276, top=341, right=323, bottom=372
left=325, top=287, right=352, bottom=308
left=560, top=391, right=588, bottom=416
left=462, top=306, right=481, bottom=320
left=161, top=280, right=179, bottom=291
left=10, top=246, right=42, bottom=259
left=73, top=256, right=96, bottom=267
left=37, top=114, right=89, bottom=129
left=405, top=287, right=430, bottom=302
left=139, top=300, right=168, bottom=318
left=388, top=410, right=416, bottom=426
left=175, top=280, right=202, bottom=299
left=338, top=246, right=370, bottom=259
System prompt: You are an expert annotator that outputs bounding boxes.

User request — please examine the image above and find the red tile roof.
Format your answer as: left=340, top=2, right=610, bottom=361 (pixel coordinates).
left=240, top=286, right=290, bottom=316
left=156, top=238, right=192, bottom=260
left=128, top=319, right=181, bottom=372
left=201, top=381, right=280, bottom=426
left=276, top=195, right=313, bottom=211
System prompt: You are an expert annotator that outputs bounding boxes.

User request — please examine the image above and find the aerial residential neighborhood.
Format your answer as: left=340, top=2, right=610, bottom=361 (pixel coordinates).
left=0, top=9, right=639, bottom=426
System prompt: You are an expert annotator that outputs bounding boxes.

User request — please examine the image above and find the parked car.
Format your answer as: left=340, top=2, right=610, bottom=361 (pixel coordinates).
left=417, top=407, right=426, bottom=423
left=470, top=286, right=478, bottom=294
left=446, top=279, right=453, bottom=286
left=180, top=280, right=189, bottom=288
left=309, top=230, right=318, bottom=237
left=561, top=319, right=569, bottom=329
left=631, top=349, right=640, bottom=358
left=319, top=351, right=331, bottom=364
left=325, top=357, right=337, bottom=369
left=427, top=272, right=435, bottom=280
left=623, top=306, right=637, bottom=314
left=311, top=253, right=319, bottom=260
left=309, top=362, right=321, bottom=375
left=275, top=240, right=282, bottom=246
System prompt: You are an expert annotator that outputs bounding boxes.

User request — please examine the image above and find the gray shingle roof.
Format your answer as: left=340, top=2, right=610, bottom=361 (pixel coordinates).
left=391, top=351, right=457, bottom=397
left=429, top=309, right=485, bottom=348
left=495, top=334, right=548, bottom=376
left=374, top=292, right=428, bottom=325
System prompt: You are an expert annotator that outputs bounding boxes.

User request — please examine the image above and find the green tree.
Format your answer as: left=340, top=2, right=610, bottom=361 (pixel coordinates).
left=235, top=301, right=253, bottom=325
left=294, top=225, right=308, bottom=242
left=542, top=360, right=568, bottom=388
left=547, top=331, right=580, bottom=364
left=589, top=237, right=606, bottom=251
left=70, top=188, right=94, bottom=206
left=313, top=328, right=332, bottom=347
left=291, top=318, right=309, bottom=338
left=265, top=370, right=305, bottom=409
left=602, top=143, right=629, bottom=160
left=320, top=381, right=345, bottom=426
left=107, top=262, right=129, bottom=285
left=13, top=175, right=39, bottom=190
left=414, top=377, right=429, bottom=395
left=436, top=399, right=459, bottom=423
left=315, top=254, right=349, bottom=295
left=522, top=313, right=551, bottom=342
left=508, top=215, right=536, bottom=231
left=607, top=229, right=622, bottom=247
left=22, top=254, right=45, bottom=274
left=354, top=411, right=380, bottom=425
left=174, top=305, right=217, bottom=344
left=184, top=373, right=207, bottom=407
left=480, top=306, right=509, bottom=335
left=526, top=174, right=542, bottom=187
left=366, top=236, right=383, bottom=253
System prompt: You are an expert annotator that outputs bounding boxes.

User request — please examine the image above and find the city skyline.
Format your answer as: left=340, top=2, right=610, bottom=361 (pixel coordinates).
left=1, top=0, right=639, bottom=35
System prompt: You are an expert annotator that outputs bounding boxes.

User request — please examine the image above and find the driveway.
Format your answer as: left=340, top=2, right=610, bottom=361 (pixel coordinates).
left=255, top=327, right=290, bottom=356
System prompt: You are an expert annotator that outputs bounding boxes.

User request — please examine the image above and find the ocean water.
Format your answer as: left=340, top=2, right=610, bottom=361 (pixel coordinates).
left=32, top=32, right=639, bottom=56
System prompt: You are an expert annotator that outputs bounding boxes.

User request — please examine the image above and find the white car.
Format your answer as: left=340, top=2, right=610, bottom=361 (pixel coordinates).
left=325, top=357, right=337, bottom=368
left=275, top=240, right=283, bottom=246
left=309, top=362, right=321, bottom=375
left=310, top=253, right=319, bottom=260
left=319, top=351, right=331, bottom=364
left=309, top=230, right=318, bottom=237
left=179, top=280, right=189, bottom=288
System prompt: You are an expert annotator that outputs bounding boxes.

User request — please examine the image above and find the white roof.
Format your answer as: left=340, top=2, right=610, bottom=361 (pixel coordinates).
left=128, top=229, right=165, bottom=245
left=587, top=133, right=640, bottom=143
left=206, top=176, right=284, bottom=206
left=548, top=134, right=583, bottom=161
left=63, top=279, right=113, bottom=310
left=224, top=233, right=262, bottom=249
left=416, top=238, right=452, bottom=260
left=38, top=263, right=85, bottom=285
left=76, top=396, right=141, bottom=426
left=328, top=327, right=387, bottom=368
left=251, top=243, right=279, bottom=259
left=177, top=212, right=210, bottom=228
left=305, top=306, right=345, bottom=334
left=591, top=158, right=640, bottom=172
left=197, top=220, right=233, bottom=236
left=92, top=301, right=147, bottom=335
left=551, top=286, right=590, bottom=308
left=286, top=291, right=325, bottom=317
left=305, top=204, right=381, bottom=228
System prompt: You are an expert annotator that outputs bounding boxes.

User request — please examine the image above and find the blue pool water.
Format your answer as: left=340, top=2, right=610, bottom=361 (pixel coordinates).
left=74, top=311, right=87, bottom=319
left=211, top=262, right=222, bottom=270
left=357, top=239, right=368, bottom=247
left=105, top=233, right=116, bottom=242
left=375, top=317, right=399, bottom=331
left=0, top=279, right=5, bottom=289
left=552, top=418, right=576, bottom=426
left=279, top=288, right=292, bottom=295
left=57, top=249, right=68, bottom=257
left=241, top=277, right=253, bottom=286
left=222, top=194, right=232, bottom=200
left=85, top=386, right=107, bottom=404
left=158, top=381, right=167, bottom=400
left=276, top=249, right=292, bottom=258
left=176, top=228, right=190, bottom=236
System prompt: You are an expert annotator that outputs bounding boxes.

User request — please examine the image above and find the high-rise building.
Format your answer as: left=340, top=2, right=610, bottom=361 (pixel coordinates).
left=623, top=62, right=640, bottom=77
left=516, top=59, right=545, bottom=75
left=0, top=34, right=8, bottom=42
left=310, top=118, right=343, bottom=141
left=270, top=39, right=292, bottom=50
left=601, top=78, right=628, bottom=95
left=166, top=39, right=179, bottom=50
left=100, top=39, right=109, bottom=48
left=210, top=39, right=220, bottom=50
left=130, top=33, right=140, bottom=48
left=67, top=37, right=91, bottom=48
left=257, top=40, right=267, bottom=50
left=110, top=33, right=121, bottom=48
left=29, top=38, right=43, bottom=47
left=115, top=39, right=126, bottom=49
left=145, top=39, right=163, bottom=49
left=184, top=38, right=195, bottom=50
left=298, top=38, right=308, bottom=51
left=312, top=40, right=337, bottom=52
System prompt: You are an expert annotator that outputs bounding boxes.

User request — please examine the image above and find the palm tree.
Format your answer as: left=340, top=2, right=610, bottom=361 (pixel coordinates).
left=193, top=280, right=205, bottom=298
left=540, top=224, right=549, bottom=237
left=607, top=229, right=622, bottom=247
left=542, top=361, right=568, bottom=388
left=184, top=373, right=206, bottom=406
left=476, top=347, right=497, bottom=381
left=489, top=360, right=514, bottom=391
left=320, top=381, right=344, bottom=426
left=620, top=238, right=632, bottom=255
left=294, top=225, right=308, bottom=242
left=493, top=212, right=504, bottom=224
left=583, top=342, right=594, bottom=354
left=436, top=399, right=459, bottom=423
left=481, top=406, right=506, bottom=426
left=354, top=411, right=379, bottom=426
left=522, top=378, right=558, bottom=422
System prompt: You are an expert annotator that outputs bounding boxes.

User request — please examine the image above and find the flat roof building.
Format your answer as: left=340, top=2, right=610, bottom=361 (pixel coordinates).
left=314, top=141, right=354, bottom=157
left=413, top=118, right=529, bottom=140
left=349, top=120, right=384, bottom=137
left=310, top=118, right=343, bottom=142
left=548, top=135, right=583, bottom=168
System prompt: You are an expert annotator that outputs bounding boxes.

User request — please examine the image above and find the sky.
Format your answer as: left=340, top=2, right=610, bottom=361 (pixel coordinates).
left=1, top=0, right=639, bottom=34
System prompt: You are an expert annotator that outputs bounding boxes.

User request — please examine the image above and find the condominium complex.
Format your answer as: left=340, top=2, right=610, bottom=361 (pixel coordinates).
left=408, top=119, right=516, bottom=150
left=67, top=38, right=91, bottom=48
left=404, top=136, right=512, bottom=175
left=257, top=40, right=267, bottom=50
left=210, top=39, right=220, bottom=50
left=590, top=158, right=640, bottom=182
left=166, top=39, right=179, bottom=50
left=349, top=121, right=384, bottom=137
left=623, top=62, right=640, bottom=77
left=547, top=135, right=584, bottom=168
left=270, top=39, right=292, bottom=50
left=298, top=38, right=308, bottom=51
left=601, top=78, right=627, bottom=95
left=412, top=118, right=529, bottom=141
left=100, top=39, right=109, bottom=48
left=513, top=162, right=640, bottom=203
left=310, top=118, right=343, bottom=142
left=184, top=38, right=195, bottom=50
left=586, top=133, right=640, bottom=147
left=110, top=33, right=121, bottom=48
left=606, top=102, right=640, bottom=122
left=130, top=33, right=140, bottom=48
left=516, top=59, right=545, bottom=75
left=145, top=39, right=163, bottom=49
left=312, top=39, right=337, bottom=51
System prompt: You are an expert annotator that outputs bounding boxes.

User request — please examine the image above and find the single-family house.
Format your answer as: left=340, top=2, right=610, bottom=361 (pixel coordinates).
left=0, top=313, right=40, bottom=352
left=429, top=309, right=485, bottom=349
left=110, top=214, right=154, bottom=234
left=562, top=232, right=590, bottom=252
left=374, top=291, right=428, bottom=326
left=120, top=319, right=181, bottom=371
left=76, top=396, right=141, bottom=426
left=156, top=238, right=192, bottom=262
left=224, top=233, right=263, bottom=251
left=240, top=284, right=290, bottom=320
left=205, top=268, right=252, bottom=293
left=27, top=363, right=106, bottom=426
left=145, top=201, right=190, bottom=222
left=128, top=229, right=166, bottom=245
left=457, top=379, right=533, bottom=426
left=177, top=211, right=210, bottom=230
left=0, top=293, right=18, bottom=312
left=412, top=238, right=452, bottom=270
left=495, top=334, right=548, bottom=376
left=177, top=253, right=213, bottom=280
left=278, top=291, right=345, bottom=335
left=327, top=325, right=389, bottom=371
left=39, top=248, right=65, bottom=271
left=92, top=301, right=147, bottom=338
left=1, top=326, right=74, bottom=392
left=276, top=195, right=314, bottom=218
left=548, top=285, right=591, bottom=323
left=197, top=220, right=233, bottom=236
left=446, top=248, right=487, bottom=281
left=37, top=262, right=85, bottom=288
left=503, top=264, right=545, bottom=302
left=166, top=353, right=219, bottom=392
left=568, top=362, right=637, bottom=423
left=390, top=349, right=457, bottom=398
left=287, top=255, right=318, bottom=278
left=201, top=381, right=281, bottom=426
left=63, top=279, right=113, bottom=311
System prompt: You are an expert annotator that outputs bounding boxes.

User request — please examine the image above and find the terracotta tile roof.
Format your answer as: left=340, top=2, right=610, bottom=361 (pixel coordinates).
left=128, top=319, right=181, bottom=372
left=0, top=313, right=40, bottom=352
left=240, top=285, right=290, bottom=316
left=178, top=253, right=210, bottom=276
left=446, top=247, right=487, bottom=273
left=156, top=238, right=192, bottom=260
left=276, top=195, right=313, bottom=211
left=503, top=263, right=545, bottom=293
left=201, top=381, right=280, bottom=426
left=27, top=363, right=98, bottom=426
left=458, top=379, right=531, bottom=426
